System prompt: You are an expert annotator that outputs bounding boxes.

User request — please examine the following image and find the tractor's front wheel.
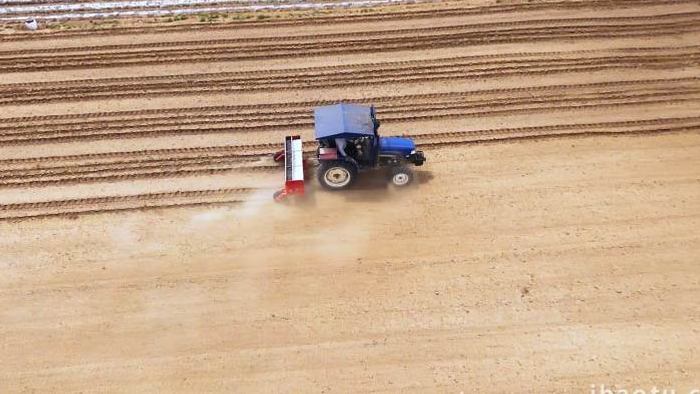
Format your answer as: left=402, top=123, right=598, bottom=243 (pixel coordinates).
left=390, top=166, right=414, bottom=187
left=318, top=160, right=357, bottom=190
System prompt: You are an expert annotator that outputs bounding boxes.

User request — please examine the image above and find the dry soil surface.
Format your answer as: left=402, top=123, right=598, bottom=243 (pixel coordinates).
left=0, top=0, right=699, bottom=392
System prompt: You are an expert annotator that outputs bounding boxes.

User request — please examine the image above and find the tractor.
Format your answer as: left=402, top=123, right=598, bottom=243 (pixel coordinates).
left=273, top=103, right=425, bottom=200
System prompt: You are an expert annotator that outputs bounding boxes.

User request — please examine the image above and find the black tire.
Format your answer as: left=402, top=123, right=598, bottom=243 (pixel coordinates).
left=389, top=166, right=413, bottom=187
left=317, top=160, right=357, bottom=190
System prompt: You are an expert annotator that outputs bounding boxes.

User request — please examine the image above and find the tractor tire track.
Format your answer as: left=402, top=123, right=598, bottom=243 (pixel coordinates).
left=0, top=165, right=277, bottom=188
left=0, top=145, right=279, bottom=166
left=2, top=116, right=699, bottom=190
left=1, top=78, right=699, bottom=144
left=0, top=187, right=253, bottom=211
left=7, top=45, right=694, bottom=87
left=411, top=119, right=700, bottom=147
left=2, top=46, right=698, bottom=105
left=0, top=188, right=256, bottom=221
left=3, top=77, right=696, bottom=124
left=2, top=13, right=699, bottom=72
left=1, top=0, right=692, bottom=41
left=8, top=12, right=700, bottom=55
left=0, top=199, right=250, bottom=221
left=0, top=153, right=260, bottom=176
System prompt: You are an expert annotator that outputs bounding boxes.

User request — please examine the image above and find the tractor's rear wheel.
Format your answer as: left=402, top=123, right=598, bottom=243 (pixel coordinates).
left=390, top=166, right=414, bottom=187
left=318, top=160, right=357, bottom=190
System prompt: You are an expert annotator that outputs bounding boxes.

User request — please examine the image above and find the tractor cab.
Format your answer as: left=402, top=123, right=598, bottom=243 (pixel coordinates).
left=314, top=103, right=380, bottom=168
left=313, top=103, right=425, bottom=190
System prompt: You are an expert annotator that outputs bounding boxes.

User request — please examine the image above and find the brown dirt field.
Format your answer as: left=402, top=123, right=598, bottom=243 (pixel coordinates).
left=1, top=0, right=699, bottom=392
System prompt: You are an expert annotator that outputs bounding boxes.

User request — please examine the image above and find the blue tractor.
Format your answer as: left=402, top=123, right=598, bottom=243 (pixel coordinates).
left=312, top=103, right=425, bottom=190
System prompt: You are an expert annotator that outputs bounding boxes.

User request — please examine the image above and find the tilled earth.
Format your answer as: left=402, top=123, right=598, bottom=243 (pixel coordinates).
left=1, top=0, right=699, bottom=392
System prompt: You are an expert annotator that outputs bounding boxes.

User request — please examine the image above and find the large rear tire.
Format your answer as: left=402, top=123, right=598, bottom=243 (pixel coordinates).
left=390, top=166, right=414, bottom=187
left=318, top=160, right=357, bottom=190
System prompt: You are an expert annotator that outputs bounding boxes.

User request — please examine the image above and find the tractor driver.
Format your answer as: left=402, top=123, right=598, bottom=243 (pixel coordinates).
left=335, top=137, right=348, bottom=158
left=335, top=137, right=358, bottom=165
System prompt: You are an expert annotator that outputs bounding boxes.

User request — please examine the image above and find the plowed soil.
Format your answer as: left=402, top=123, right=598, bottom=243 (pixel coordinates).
left=1, top=0, right=699, bottom=392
